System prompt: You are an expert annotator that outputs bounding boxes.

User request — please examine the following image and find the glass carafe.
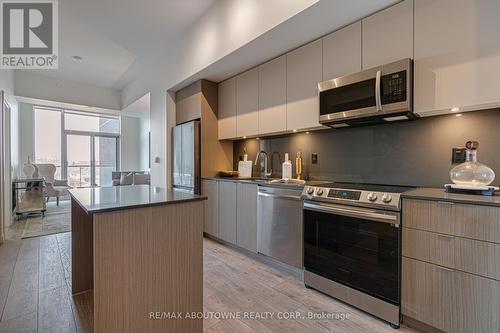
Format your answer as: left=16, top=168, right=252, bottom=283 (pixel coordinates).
left=450, top=141, right=495, bottom=187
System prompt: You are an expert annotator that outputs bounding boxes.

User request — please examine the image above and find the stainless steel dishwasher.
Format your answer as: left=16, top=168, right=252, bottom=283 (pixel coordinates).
left=257, top=186, right=303, bottom=268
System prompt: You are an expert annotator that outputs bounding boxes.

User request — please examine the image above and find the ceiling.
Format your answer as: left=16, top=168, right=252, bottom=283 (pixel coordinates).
left=18, top=0, right=399, bottom=96
left=20, top=0, right=217, bottom=90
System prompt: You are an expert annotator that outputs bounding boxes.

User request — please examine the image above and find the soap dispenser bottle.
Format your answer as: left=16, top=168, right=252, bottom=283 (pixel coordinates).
left=282, top=153, right=292, bottom=180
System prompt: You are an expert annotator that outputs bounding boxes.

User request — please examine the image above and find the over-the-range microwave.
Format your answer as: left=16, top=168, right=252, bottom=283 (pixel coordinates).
left=318, top=58, right=417, bottom=128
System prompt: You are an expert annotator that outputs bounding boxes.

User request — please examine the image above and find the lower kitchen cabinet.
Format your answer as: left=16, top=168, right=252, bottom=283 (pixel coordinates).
left=202, top=180, right=218, bottom=237
left=236, top=183, right=258, bottom=252
left=402, top=257, right=453, bottom=332
left=218, top=181, right=237, bottom=244
left=402, top=197, right=500, bottom=333
left=402, top=257, right=500, bottom=333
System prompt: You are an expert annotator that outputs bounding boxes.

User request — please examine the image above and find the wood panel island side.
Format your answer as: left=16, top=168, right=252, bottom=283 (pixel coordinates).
left=68, top=185, right=206, bottom=333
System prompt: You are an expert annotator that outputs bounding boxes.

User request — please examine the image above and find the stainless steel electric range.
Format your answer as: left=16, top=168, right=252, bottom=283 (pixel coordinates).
left=301, top=182, right=414, bottom=328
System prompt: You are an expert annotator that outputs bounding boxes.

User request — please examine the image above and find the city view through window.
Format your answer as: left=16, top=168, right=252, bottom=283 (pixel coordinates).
left=34, top=108, right=120, bottom=187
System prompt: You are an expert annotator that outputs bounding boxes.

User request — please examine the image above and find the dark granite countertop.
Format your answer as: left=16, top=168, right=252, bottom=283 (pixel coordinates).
left=402, top=187, right=500, bottom=207
left=69, top=185, right=206, bottom=214
left=202, top=177, right=330, bottom=190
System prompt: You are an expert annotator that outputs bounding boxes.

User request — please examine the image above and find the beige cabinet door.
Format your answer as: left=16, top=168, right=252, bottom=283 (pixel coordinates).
left=236, top=183, right=258, bottom=252
left=451, top=270, right=500, bottom=333
left=201, top=180, right=218, bottom=237
left=362, top=0, right=413, bottom=69
left=258, top=55, right=287, bottom=135
left=236, top=68, right=259, bottom=137
left=402, top=257, right=453, bottom=332
left=218, top=78, right=237, bottom=139
left=414, top=0, right=500, bottom=115
left=322, top=22, right=362, bottom=81
left=218, top=181, right=237, bottom=244
left=286, top=39, right=323, bottom=131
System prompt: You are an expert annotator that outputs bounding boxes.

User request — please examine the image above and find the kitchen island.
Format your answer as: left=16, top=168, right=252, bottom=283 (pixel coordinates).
left=69, top=185, right=206, bottom=333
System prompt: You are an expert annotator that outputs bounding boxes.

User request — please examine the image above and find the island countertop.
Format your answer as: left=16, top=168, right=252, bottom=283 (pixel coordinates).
left=68, top=185, right=206, bottom=214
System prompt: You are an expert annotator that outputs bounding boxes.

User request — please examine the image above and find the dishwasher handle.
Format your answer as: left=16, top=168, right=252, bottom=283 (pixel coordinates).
left=258, top=191, right=302, bottom=201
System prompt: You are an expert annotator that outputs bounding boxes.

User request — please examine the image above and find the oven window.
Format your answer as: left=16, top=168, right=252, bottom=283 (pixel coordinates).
left=319, top=78, right=376, bottom=115
left=304, top=209, right=400, bottom=304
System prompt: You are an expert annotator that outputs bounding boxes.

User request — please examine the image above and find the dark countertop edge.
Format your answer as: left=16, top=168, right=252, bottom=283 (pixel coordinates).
left=402, top=187, right=500, bottom=207
left=202, top=177, right=309, bottom=189
left=69, top=192, right=207, bottom=215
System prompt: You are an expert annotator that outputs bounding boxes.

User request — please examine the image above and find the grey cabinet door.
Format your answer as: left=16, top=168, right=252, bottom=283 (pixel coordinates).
left=322, top=22, right=362, bottom=81
left=362, top=0, right=413, bottom=69
left=236, top=68, right=259, bottom=137
left=258, top=55, right=287, bottom=135
left=218, top=181, right=237, bottom=244
left=218, top=77, right=237, bottom=139
left=286, top=39, right=323, bottom=131
left=201, top=180, right=218, bottom=237
left=236, top=183, right=258, bottom=252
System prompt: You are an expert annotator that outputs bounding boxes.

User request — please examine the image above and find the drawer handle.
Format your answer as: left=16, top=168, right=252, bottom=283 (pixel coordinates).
left=437, top=234, right=455, bottom=240
left=437, top=201, right=454, bottom=205
left=436, top=265, right=454, bottom=273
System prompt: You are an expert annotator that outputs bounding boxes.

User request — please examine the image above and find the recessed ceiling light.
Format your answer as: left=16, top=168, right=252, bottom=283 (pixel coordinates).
left=450, top=107, right=460, bottom=112
left=455, top=113, right=463, bottom=117
left=242, top=136, right=247, bottom=139
left=293, top=129, right=297, bottom=132
left=72, top=55, right=83, bottom=63
left=305, top=131, right=310, bottom=134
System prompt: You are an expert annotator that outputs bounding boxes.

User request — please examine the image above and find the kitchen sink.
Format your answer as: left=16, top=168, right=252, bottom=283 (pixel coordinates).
left=268, top=179, right=306, bottom=185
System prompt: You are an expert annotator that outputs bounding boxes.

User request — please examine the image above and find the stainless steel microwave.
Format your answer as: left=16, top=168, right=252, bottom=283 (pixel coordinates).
left=318, top=58, right=416, bottom=127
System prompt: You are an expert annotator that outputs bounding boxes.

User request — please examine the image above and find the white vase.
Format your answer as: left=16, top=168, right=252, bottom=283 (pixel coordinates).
left=23, top=156, right=35, bottom=178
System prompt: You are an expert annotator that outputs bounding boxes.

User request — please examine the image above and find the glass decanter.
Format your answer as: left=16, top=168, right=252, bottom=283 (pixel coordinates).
left=450, top=141, right=495, bottom=187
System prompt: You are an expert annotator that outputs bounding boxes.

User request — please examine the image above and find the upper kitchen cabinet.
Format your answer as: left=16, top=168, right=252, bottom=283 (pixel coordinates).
left=362, top=0, right=413, bottom=69
left=258, top=55, right=287, bottom=135
left=218, top=77, right=237, bottom=139
left=236, top=68, right=259, bottom=138
left=322, top=22, right=362, bottom=81
left=286, top=39, right=323, bottom=131
left=414, top=0, right=500, bottom=115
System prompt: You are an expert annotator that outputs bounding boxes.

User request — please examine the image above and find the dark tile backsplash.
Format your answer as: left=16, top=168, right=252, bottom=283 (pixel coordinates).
left=233, top=109, right=500, bottom=187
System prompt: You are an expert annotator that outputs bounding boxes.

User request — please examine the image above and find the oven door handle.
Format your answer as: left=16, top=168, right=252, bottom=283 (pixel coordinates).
left=303, top=202, right=398, bottom=225
left=375, top=70, right=382, bottom=111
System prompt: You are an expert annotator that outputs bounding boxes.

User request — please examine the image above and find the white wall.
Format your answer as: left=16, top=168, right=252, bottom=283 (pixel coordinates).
left=120, top=116, right=142, bottom=171
left=139, top=116, right=150, bottom=171
left=15, top=71, right=121, bottom=110
left=121, top=0, right=397, bottom=188
left=19, top=103, right=34, bottom=166
left=121, top=0, right=323, bottom=188
left=0, top=69, right=18, bottom=229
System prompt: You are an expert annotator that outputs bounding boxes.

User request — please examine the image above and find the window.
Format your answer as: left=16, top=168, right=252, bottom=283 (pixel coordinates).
left=34, top=107, right=120, bottom=187
left=64, top=112, right=120, bottom=134
left=34, top=108, right=62, bottom=178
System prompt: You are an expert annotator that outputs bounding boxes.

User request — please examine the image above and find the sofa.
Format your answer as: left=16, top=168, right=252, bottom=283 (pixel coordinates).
left=111, top=171, right=150, bottom=186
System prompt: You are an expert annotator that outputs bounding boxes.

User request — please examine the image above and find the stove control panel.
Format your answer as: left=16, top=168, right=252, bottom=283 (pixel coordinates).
left=301, top=186, right=402, bottom=210
left=328, top=189, right=361, bottom=200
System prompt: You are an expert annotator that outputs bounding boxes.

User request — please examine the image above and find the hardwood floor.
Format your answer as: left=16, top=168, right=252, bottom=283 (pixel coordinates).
left=0, top=225, right=419, bottom=332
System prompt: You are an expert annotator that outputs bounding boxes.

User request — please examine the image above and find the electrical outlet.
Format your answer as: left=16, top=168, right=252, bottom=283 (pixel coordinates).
left=452, top=148, right=466, bottom=164
left=311, top=153, right=318, bottom=164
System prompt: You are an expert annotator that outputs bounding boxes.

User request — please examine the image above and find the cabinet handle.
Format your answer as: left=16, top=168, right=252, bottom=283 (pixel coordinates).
left=437, top=234, right=455, bottom=240
left=436, top=265, right=454, bottom=273
left=437, top=201, right=454, bottom=205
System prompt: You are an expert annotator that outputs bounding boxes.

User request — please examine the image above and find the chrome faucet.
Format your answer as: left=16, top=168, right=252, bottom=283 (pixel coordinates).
left=270, top=151, right=282, bottom=178
left=254, top=150, right=272, bottom=178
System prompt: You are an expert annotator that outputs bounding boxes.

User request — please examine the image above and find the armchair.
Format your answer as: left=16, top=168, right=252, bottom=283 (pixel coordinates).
left=35, top=164, right=71, bottom=205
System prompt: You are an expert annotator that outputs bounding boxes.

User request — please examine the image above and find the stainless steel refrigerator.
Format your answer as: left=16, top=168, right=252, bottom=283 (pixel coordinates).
left=173, top=120, right=201, bottom=194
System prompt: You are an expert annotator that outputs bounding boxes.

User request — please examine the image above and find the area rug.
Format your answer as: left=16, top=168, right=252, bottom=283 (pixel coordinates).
left=21, top=200, right=71, bottom=239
